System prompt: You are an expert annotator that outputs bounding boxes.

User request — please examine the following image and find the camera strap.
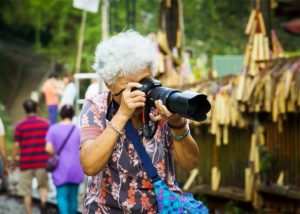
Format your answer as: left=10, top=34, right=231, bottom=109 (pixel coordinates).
left=125, top=120, right=160, bottom=182
left=142, top=104, right=158, bottom=139
left=106, top=91, right=117, bottom=121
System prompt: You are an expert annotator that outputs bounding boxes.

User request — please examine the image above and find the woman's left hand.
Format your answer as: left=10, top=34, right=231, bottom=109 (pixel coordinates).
left=150, top=100, right=184, bottom=125
left=151, top=100, right=198, bottom=171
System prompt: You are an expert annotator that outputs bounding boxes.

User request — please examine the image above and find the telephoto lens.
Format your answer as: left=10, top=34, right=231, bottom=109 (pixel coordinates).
left=138, top=78, right=211, bottom=121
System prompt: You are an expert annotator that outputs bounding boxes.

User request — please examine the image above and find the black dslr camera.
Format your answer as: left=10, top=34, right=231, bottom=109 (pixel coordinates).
left=136, top=78, right=211, bottom=138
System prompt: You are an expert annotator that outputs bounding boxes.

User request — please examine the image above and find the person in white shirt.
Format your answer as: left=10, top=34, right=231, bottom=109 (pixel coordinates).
left=60, top=73, right=77, bottom=108
left=85, top=79, right=100, bottom=99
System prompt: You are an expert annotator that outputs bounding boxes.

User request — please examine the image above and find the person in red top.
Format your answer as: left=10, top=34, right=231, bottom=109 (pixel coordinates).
left=13, top=99, right=49, bottom=214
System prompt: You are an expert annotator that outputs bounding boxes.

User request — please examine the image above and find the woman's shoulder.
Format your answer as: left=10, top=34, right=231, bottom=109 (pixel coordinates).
left=81, top=91, right=109, bottom=121
left=51, top=122, right=78, bottom=128
left=83, top=90, right=109, bottom=111
left=85, top=91, right=108, bottom=104
left=49, top=123, right=66, bottom=130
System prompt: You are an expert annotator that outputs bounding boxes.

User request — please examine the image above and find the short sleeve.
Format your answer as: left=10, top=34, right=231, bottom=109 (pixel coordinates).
left=80, top=98, right=106, bottom=143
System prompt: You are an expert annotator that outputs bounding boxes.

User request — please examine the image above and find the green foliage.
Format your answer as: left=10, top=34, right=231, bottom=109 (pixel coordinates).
left=286, top=50, right=300, bottom=57
left=183, top=0, right=252, bottom=58
left=0, top=102, right=13, bottom=151
left=0, top=0, right=82, bottom=71
left=259, top=145, right=272, bottom=173
left=109, top=0, right=159, bottom=35
left=195, top=194, right=207, bottom=203
left=0, top=0, right=159, bottom=72
left=0, top=0, right=298, bottom=73
left=224, top=201, right=245, bottom=214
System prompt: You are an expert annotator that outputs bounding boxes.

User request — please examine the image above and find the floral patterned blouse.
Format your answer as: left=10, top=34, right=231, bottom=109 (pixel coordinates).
left=80, top=92, right=182, bottom=214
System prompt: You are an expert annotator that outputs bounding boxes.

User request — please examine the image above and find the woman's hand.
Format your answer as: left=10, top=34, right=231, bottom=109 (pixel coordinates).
left=150, top=100, right=184, bottom=125
left=151, top=99, right=199, bottom=171
left=117, top=82, right=146, bottom=121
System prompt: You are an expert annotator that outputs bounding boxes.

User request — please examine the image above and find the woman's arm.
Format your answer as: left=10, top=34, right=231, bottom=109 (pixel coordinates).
left=169, top=120, right=199, bottom=171
left=45, top=142, right=55, bottom=155
left=80, top=82, right=146, bottom=176
left=80, top=112, right=128, bottom=176
left=152, top=100, right=199, bottom=171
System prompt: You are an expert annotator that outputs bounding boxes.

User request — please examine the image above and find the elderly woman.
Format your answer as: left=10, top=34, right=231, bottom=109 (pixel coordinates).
left=80, top=31, right=199, bottom=213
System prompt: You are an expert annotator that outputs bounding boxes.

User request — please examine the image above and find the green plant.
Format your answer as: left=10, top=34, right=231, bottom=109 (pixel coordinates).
left=224, top=201, right=244, bottom=214
left=0, top=102, right=14, bottom=152
left=259, top=145, right=272, bottom=173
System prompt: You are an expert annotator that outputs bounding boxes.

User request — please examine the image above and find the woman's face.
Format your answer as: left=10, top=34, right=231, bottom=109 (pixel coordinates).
left=108, top=68, right=152, bottom=104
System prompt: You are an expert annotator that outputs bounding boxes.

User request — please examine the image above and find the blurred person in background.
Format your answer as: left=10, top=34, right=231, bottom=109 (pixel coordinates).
left=13, top=99, right=49, bottom=214
left=84, top=78, right=100, bottom=100
left=45, top=105, right=84, bottom=214
left=79, top=31, right=199, bottom=213
left=42, top=73, right=63, bottom=125
left=60, top=73, right=77, bottom=108
left=0, top=117, right=8, bottom=191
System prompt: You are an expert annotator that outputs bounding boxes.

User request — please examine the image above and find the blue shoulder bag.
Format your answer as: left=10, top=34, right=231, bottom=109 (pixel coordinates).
left=125, top=120, right=209, bottom=214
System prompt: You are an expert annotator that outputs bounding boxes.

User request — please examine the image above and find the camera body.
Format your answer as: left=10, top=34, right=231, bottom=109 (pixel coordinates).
left=136, top=78, right=211, bottom=122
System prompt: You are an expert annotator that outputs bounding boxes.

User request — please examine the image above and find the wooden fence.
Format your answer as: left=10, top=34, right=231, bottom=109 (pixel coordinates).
left=175, top=113, right=300, bottom=211
left=265, top=113, right=300, bottom=187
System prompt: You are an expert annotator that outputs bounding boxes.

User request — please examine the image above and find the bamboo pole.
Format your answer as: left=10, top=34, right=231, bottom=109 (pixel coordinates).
left=258, top=33, right=264, bottom=60
left=75, top=10, right=87, bottom=73
left=263, top=37, right=270, bottom=60
left=245, top=167, right=254, bottom=200
left=183, top=169, right=199, bottom=191
left=223, top=126, right=229, bottom=145
left=245, top=10, right=256, bottom=35
left=249, top=20, right=257, bottom=44
left=258, top=12, right=266, bottom=35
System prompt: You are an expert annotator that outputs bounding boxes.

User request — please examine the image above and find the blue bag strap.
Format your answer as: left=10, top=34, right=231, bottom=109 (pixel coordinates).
left=125, top=120, right=161, bottom=183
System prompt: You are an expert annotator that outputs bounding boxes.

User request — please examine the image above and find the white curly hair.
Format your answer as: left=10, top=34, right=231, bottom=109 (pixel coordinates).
left=92, top=30, right=158, bottom=86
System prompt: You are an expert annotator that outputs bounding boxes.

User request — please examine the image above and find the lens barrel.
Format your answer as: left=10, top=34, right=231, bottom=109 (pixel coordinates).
left=139, top=78, right=211, bottom=122
left=167, top=91, right=211, bottom=121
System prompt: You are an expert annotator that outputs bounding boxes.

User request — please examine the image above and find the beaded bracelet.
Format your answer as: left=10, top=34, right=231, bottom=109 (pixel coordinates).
left=168, top=118, right=188, bottom=130
left=172, top=128, right=190, bottom=142
left=106, top=120, right=124, bottom=138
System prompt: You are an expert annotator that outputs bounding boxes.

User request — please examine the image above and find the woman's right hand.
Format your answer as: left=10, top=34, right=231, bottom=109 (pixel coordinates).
left=117, top=82, right=146, bottom=121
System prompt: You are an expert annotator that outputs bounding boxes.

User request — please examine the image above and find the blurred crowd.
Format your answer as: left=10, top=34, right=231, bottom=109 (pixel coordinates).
left=0, top=72, right=100, bottom=214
